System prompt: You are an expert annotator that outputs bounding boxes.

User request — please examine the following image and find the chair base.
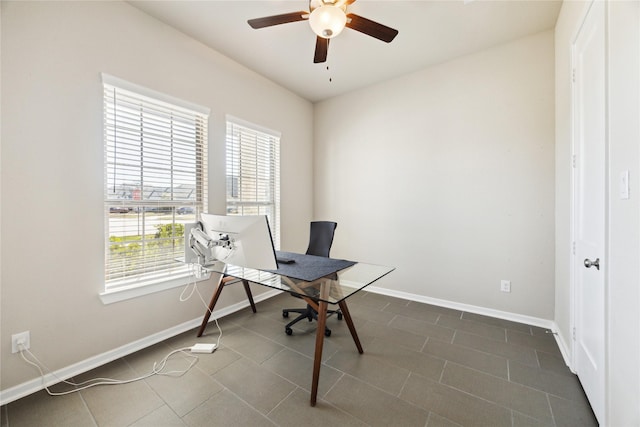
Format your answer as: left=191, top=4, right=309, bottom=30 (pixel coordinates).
left=282, top=304, right=342, bottom=336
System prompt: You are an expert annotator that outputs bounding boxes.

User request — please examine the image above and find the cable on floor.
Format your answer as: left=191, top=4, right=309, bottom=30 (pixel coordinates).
left=18, top=345, right=197, bottom=396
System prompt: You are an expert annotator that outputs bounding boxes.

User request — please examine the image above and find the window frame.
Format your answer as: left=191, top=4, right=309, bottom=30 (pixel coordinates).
left=225, top=116, right=281, bottom=250
left=100, top=74, right=209, bottom=303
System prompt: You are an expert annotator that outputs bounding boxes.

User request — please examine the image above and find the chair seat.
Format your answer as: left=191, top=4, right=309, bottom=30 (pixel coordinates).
left=282, top=303, right=342, bottom=336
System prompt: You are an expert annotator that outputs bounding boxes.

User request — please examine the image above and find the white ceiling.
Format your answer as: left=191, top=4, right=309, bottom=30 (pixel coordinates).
left=128, top=0, right=562, bottom=102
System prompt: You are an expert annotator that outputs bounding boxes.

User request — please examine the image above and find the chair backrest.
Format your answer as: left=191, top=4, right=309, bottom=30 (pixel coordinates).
left=305, top=221, right=337, bottom=258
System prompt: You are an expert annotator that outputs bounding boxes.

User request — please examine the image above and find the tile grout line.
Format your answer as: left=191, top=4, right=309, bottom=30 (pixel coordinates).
left=119, top=356, right=172, bottom=425
left=420, top=336, right=429, bottom=353
left=438, top=360, right=448, bottom=384
left=396, top=370, right=412, bottom=399
left=210, top=380, right=279, bottom=425
left=449, top=356, right=574, bottom=400
left=545, top=391, right=559, bottom=427
left=323, top=371, right=345, bottom=398
left=265, top=386, right=298, bottom=420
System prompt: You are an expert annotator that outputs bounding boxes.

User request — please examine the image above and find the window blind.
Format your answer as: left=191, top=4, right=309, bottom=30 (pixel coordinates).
left=103, top=79, right=208, bottom=290
left=226, top=118, right=280, bottom=249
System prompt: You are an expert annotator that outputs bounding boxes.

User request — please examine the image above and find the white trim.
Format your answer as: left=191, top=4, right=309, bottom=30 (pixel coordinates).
left=0, top=289, right=280, bottom=406
left=366, top=285, right=555, bottom=329
left=101, top=73, right=210, bottom=116
left=99, top=271, right=212, bottom=304
left=226, top=114, right=282, bottom=139
left=553, top=327, right=574, bottom=373
left=569, top=35, right=579, bottom=373
left=364, top=285, right=572, bottom=368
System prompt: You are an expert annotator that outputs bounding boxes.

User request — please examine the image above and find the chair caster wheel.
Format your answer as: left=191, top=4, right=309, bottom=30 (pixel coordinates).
left=337, top=312, right=343, bottom=320
left=324, top=328, right=331, bottom=337
left=282, top=311, right=289, bottom=318
left=285, top=327, right=293, bottom=336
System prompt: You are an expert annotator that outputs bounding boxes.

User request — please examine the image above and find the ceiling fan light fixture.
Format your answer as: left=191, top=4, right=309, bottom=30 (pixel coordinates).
left=309, top=5, right=347, bottom=39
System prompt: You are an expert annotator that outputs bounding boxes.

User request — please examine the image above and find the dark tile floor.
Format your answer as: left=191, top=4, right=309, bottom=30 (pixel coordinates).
left=1, top=291, right=598, bottom=426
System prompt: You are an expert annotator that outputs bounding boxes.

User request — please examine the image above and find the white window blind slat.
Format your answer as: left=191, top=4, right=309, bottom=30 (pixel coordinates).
left=104, top=80, right=208, bottom=290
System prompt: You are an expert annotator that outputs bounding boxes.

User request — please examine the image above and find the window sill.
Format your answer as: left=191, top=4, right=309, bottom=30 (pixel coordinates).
left=99, top=270, right=213, bottom=305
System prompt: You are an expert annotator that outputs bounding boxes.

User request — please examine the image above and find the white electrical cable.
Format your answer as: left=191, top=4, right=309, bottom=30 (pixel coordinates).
left=181, top=263, right=223, bottom=349
left=18, top=345, right=197, bottom=396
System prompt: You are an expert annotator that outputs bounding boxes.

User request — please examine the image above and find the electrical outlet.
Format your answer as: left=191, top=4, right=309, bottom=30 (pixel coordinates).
left=11, top=331, right=30, bottom=353
left=500, top=280, right=511, bottom=293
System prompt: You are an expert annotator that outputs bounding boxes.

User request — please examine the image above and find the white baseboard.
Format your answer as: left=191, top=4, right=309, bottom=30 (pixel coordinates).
left=365, top=286, right=573, bottom=368
left=0, top=289, right=280, bottom=406
left=551, top=327, right=574, bottom=372
left=366, top=285, right=555, bottom=328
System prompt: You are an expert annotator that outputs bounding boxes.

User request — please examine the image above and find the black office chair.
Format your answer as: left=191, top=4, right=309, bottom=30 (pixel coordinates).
left=282, top=221, right=343, bottom=336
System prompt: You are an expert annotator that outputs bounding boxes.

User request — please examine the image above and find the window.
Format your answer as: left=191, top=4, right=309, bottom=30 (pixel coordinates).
left=225, top=117, right=280, bottom=249
left=103, top=74, right=208, bottom=293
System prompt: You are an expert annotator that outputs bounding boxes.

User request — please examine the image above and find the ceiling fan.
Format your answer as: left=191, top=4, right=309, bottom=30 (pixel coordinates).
left=248, top=0, right=399, bottom=64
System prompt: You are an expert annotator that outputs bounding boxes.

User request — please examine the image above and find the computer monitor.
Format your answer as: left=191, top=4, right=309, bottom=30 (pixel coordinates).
left=195, top=213, right=278, bottom=270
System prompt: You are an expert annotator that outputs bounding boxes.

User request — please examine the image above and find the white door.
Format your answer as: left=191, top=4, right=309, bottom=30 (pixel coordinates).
left=572, top=0, right=606, bottom=423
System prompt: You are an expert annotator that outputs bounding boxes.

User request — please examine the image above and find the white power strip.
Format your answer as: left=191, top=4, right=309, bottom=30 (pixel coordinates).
left=190, top=343, right=217, bottom=353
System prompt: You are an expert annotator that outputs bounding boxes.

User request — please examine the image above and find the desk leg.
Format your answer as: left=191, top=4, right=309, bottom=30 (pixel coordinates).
left=338, top=300, right=363, bottom=354
left=242, top=280, right=257, bottom=313
left=310, top=299, right=328, bottom=407
left=196, top=275, right=226, bottom=337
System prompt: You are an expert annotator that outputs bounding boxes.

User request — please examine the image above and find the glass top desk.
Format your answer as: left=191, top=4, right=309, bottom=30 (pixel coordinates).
left=195, top=252, right=394, bottom=406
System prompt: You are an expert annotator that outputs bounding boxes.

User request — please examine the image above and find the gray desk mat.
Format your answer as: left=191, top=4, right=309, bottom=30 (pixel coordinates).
left=269, top=251, right=356, bottom=282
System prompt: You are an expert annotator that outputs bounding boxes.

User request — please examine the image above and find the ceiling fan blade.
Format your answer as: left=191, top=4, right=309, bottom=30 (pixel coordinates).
left=248, top=11, right=308, bottom=29
left=314, top=37, right=329, bottom=63
left=345, top=14, right=398, bottom=43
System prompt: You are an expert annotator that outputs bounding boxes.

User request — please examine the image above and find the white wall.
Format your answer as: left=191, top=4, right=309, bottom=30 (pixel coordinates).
left=314, top=31, right=556, bottom=320
left=555, top=1, right=640, bottom=424
left=0, top=1, right=313, bottom=393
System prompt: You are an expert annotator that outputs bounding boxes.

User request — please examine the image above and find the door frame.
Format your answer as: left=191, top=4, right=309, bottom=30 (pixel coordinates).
left=568, top=0, right=609, bottom=421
